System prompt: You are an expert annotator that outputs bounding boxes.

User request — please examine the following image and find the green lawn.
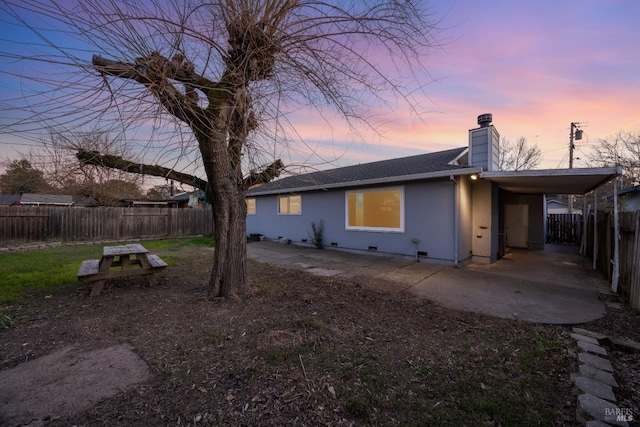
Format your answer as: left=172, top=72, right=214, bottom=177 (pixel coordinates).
left=0, top=235, right=215, bottom=304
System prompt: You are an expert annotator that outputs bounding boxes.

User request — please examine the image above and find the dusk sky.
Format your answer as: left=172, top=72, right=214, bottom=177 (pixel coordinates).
left=1, top=0, right=639, bottom=178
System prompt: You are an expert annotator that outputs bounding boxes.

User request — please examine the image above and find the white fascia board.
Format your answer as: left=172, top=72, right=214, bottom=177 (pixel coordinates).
left=449, top=148, right=469, bottom=165
left=481, top=166, right=621, bottom=179
left=252, top=167, right=483, bottom=196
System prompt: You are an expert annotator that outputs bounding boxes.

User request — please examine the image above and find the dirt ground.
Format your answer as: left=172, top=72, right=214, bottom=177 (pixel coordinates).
left=1, top=245, right=638, bottom=426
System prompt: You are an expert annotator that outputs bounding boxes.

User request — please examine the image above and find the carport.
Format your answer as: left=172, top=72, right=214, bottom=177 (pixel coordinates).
left=480, top=166, right=623, bottom=292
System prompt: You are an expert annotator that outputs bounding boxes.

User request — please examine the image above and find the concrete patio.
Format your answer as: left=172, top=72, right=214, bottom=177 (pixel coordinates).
left=247, top=241, right=610, bottom=324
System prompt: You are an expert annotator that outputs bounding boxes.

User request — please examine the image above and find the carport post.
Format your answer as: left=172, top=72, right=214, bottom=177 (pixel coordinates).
left=612, top=177, right=620, bottom=293
left=593, top=189, right=598, bottom=271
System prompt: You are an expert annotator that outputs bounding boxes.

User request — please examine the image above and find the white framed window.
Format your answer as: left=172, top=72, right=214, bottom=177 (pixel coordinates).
left=345, top=186, right=404, bottom=232
left=278, top=195, right=302, bottom=215
left=246, top=198, right=256, bottom=215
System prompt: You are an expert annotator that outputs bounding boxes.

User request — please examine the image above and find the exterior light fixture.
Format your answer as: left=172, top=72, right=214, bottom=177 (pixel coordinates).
left=470, top=174, right=478, bottom=180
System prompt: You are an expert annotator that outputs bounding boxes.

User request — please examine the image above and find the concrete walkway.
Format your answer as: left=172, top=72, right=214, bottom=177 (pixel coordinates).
left=247, top=241, right=609, bottom=324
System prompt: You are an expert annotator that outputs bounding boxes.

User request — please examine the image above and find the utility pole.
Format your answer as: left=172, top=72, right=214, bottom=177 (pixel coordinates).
left=569, top=122, right=576, bottom=169
left=569, top=122, right=582, bottom=169
left=568, top=122, right=582, bottom=214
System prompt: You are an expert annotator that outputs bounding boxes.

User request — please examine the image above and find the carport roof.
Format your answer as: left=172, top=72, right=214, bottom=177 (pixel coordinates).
left=481, top=166, right=622, bottom=195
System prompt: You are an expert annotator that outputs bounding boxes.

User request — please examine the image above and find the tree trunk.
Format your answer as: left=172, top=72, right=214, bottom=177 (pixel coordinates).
left=197, top=125, right=250, bottom=298
left=208, top=193, right=248, bottom=298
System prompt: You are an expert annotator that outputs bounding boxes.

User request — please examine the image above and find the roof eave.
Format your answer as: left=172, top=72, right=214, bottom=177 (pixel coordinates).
left=249, top=167, right=482, bottom=196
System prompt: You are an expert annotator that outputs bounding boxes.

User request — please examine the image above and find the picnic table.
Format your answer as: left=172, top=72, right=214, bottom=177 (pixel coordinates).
left=77, top=243, right=167, bottom=296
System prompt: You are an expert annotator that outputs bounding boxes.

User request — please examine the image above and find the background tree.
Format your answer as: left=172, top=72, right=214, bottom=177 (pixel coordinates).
left=498, top=137, right=542, bottom=171
left=25, top=130, right=146, bottom=205
left=0, top=159, right=50, bottom=194
left=587, top=131, right=640, bottom=187
left=146, top=185, right=173, bottom=199
left=0, top=0, right=440, bottom=297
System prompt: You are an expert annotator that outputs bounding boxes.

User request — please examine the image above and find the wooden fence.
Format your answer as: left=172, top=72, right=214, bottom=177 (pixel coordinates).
left=584, top=211, right=640, bottom=309
left=0, top=206, right=213, bottom=244
left=547, top=213, right=583, bottom=244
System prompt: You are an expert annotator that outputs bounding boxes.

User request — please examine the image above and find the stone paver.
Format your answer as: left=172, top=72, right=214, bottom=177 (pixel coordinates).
left=579, top=352, right=614, bottom=372
left=577, top=340, right=609, bottom=356
left=574, top=376, right=616, bottom=402
left=571, top=333, right=600, bottom=345
left=573, top=328, right=609, bottom=343
left=577, top=394, right=628, bottom=427
left=579, top=364, right=619, bottom=389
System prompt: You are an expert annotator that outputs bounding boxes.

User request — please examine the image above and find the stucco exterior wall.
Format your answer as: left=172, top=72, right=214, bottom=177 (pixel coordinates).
left=458, top=175, right=474, bottom=265
left=247, top=179, right=459, bottom=264
left=471, top=179, right=499, bottom=263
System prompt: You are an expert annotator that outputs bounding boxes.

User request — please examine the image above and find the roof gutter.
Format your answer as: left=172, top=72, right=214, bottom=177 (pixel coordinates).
left=249, top=167, right=483, bottom=196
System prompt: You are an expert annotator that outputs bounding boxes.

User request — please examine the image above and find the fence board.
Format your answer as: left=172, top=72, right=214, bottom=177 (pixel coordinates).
left=0, top=206, right=213, bottom=244
left=586, top=210, right=640, bottom=305
left=630, top=212, right=640, bottom=310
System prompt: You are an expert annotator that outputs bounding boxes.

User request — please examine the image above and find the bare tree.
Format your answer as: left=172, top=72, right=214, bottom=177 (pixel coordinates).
left=0, top=0, right=441, bottom=297
left=26, top=130, right=145, bottom=205
left=587, top=131, right=640, bottom=187
left=498, top=137, right=542, bottom=171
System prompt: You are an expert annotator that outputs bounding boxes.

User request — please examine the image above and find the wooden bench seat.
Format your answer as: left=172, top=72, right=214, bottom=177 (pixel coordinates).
left=147, top=254, right=168, bottom=269
left=78, top=259, right=100, bottom=278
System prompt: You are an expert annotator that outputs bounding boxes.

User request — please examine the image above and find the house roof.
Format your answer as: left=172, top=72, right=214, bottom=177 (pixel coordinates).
left=481, top=167, right=622, bottom=195
left=171, top=189, right=206, bottom=202
left=546, top=199, right=568, bottom=206
left=249, top=147, right=476, bottom=195
left=121, top=198, right=180, bottom=206
left=20, top=193, right=73, bottom=206
left=603, top=184, right=640, bottom=201
left=0, top=194, right=21, bottom=205
left=616, top=184, right=640, bottom=197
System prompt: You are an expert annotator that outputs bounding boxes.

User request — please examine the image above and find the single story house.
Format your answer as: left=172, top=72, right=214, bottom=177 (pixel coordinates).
left=546, top=199, right=582, bottom=215
left=247, top=114, right=621, bottom=266
left=604, top=185, right=640, bottom=212
left=170, top=190, right=209, bottom=208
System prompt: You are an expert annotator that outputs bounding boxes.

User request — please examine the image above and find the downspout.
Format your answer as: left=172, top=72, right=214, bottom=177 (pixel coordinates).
left=450, top=175, right=459, bottom=267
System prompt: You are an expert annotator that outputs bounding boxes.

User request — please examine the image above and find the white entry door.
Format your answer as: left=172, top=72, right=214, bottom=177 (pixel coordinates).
left=505, top=204, right=529, bottom=248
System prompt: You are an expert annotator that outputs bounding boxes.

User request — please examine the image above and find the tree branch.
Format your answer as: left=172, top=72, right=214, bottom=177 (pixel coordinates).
left=92, top=54, right=215, bottom=126
left=77, top=149, right=285, bottom=191
left=244, top=159, right=285, bottom=187
left=76, top=149, right=209, bottom=192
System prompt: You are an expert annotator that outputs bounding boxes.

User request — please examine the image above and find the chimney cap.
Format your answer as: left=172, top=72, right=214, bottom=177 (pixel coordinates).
left=477, top=113, right=493, bottom=127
